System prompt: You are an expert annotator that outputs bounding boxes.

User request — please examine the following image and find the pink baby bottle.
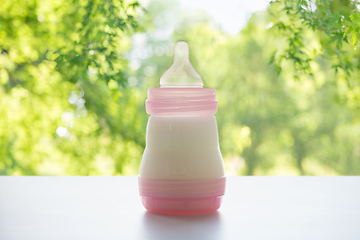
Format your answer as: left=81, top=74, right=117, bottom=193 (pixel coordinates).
left=138, top=41, right=226, bottom=215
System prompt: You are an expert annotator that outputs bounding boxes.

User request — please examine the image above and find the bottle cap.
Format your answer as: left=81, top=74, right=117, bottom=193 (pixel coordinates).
left=146, top=41, right=217, bottom=115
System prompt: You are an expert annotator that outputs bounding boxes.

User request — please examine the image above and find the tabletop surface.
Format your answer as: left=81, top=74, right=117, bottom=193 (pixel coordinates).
left=0, top=176, right=359, bottom=240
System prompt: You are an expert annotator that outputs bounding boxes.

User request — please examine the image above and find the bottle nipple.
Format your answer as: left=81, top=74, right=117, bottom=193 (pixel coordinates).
left=160, top=41, right=203, bottom=88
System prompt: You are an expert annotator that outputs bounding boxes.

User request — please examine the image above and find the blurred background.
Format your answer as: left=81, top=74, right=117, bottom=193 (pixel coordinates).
left=1, top=0, right=360, bottom=176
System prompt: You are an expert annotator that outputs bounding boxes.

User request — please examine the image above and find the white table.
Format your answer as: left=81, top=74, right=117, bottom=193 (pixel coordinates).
left=0, top=177, right=359, bottom=240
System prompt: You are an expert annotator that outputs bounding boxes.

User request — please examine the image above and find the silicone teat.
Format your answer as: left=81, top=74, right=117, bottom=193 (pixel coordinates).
left=160, top=41, right=203, bottom=88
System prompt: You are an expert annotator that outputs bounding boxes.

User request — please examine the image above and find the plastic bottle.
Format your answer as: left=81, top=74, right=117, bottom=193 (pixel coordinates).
left=138, top=41, right=225, bottom=215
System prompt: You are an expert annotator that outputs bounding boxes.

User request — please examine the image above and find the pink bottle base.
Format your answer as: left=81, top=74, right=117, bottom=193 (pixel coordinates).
left=140, top=195, right=224, bottom=215
left=138, top=177, right=226, bottom=215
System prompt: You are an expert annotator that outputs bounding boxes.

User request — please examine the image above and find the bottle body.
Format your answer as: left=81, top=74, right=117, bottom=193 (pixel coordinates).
left=139, top=115, right=226, bottom=215
left=140, top=115, right=225, bottom=179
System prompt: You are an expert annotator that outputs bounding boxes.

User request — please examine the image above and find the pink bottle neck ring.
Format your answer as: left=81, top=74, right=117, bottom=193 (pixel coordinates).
left=145, top=88, right=218, bottom=116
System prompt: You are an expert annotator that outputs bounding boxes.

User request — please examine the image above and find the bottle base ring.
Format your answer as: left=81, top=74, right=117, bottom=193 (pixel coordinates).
left=140, top=195, right=224, bottom=215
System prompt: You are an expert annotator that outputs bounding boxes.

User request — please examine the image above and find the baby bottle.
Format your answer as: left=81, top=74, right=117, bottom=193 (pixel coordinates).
left=138, top=41, right=225, bottom=215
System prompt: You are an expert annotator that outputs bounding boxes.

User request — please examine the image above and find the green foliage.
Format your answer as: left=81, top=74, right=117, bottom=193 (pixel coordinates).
left=54, top=0, right=143, bottom=87
left=0, top=0, right=146, bottom=175
left=1, top=0, right=359, bottom=176
left=132, top=0, right=360, bottom=175
left=271, top=0, right=360, bottom=84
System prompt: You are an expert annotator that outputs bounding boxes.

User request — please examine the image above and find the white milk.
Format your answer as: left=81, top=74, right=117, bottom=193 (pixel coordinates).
left=140, top=115, right=225, bottom=179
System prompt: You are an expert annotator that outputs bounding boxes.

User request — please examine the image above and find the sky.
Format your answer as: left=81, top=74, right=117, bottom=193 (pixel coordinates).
left=140, top=0, right=270, bottom=35
left=128, top=0, right=271, bottom=72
